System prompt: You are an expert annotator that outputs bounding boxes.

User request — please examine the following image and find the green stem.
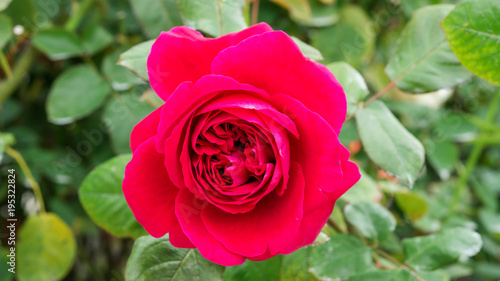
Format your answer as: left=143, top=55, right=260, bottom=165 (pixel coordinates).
left=327, top=218, right=347, bottom=234
left=467, top=114, right=500, bottom=133
left=449, top=90, right=500, bottom=214
left=0, top=46, right=35, bottom=105
left=65, top=0, right=95, bottom=31
left=0, top=50, right=12, bottom=78
left=5, top=147, right=46, bottom=213
left=467, top=133, right=500, bottom=145
left=372, top=248, right=425, bottom=281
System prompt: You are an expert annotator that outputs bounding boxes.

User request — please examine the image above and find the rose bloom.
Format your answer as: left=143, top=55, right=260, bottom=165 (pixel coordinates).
left=123, top=23, right=360, bottom=266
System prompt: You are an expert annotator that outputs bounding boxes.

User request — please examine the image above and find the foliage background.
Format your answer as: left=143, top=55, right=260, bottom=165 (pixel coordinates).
left=0, top=0, right=499, bottom=280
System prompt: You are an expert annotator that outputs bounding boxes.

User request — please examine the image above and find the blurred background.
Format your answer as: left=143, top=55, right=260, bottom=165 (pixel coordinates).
left=0, top=0, right=499, bottom=280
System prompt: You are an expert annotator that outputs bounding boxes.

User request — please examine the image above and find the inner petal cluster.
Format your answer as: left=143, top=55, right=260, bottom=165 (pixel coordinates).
left=190, top=110, right=282, bottom=214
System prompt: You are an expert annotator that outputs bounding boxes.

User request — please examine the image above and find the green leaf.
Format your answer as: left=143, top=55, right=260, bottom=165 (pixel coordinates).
left=0, top=99, right=21, bottom=126
left=178, top=0, right=247, bottom=37
left=79, top=154, right=146, bottom=238
left=32, top=28, right=83, bottom=60
left=305, top=0, right=339, bottom=27
left=344, top=201, right=396, bottom=240
left=338, top=5, right=375, bottom=62
left=425, top=141, right=458, bottom=180
left=419, top=270, right=450, bottom=281
left=291, top=36, right=323, bottom=61
left=280, top=247, right=318, bottom=281
left=431, top=112, right=478, bottom=142
left=125, top=235, right=224, bottom=281
left=0, top=14, right=12, bottom=48
left=81, top=23, right=114, bottom=55
left=102, top=92, right=155, bottom=154
left=141, top=88, right=165, bottom=108
left=471, top=177, right=498, bottom=211
left=326, top=62, right=369, bottom=115
left=340, top=168, right=381, bottom=203
left=224, top=256, right=281, bottom=281
left=475, top=262, right=500, bottom=280
left=478, top=209, right=500, bottom=241
left=0, top=132, right=15, bottom=162
left=308, top=234, right=376, bottom=279
left=17, top=213, right=76, bottom=281
left=280, top=0, right=338, bottom=27
left=385, top=5, right=472, bottom=93
left=311, top=5, right=373, bottom=67
left=118, top=40, right=154, bottom=81
left=268, top=0, right=310, bottom=23
left=355, top=100, right=425, bottom=187
left=441, top=0, right=500, bottom=85
left=102, top=49, right=144, bottom=91
left=3, top=0, right=34, bottom=32
left=46, top=64, right=110, bottom=124
left=312, top=23, right=367, bottom=67
left=129, top=0, right=182, bottom=38
left=224, top=247, right=318, bottom=281
left=0, top=0, right=11, bottom=11
left=403, top=227, right=482, bottom=270
left=0, top=247, right=13, bottom=281
left=395, top=192, right=429, bottom=221
left=348, top=269, right=419, bottom=281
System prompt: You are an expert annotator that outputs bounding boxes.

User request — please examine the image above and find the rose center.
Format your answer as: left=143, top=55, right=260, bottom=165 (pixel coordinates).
left=196, top=120, right=275, bottom=188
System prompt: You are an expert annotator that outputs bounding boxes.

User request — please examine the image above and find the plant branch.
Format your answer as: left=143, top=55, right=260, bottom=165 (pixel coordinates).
left=65, top=0, right=95, bottom=31
left=449, top=89, right=500, bottom=214
left=327, top=218, right=347, bottom=234
left=372, top=248, right=425, bottom=281
left=251, top=0, right=260, bottom=25
left=364, top=81, right=396, bottom=107
left=5, top=147, right=46, bottom=213
left=0, top=46, right=35, bottom=105
left=0, top=50, right=12, bottom=78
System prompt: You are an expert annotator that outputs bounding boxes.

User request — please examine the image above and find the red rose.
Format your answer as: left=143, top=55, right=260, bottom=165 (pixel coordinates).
left=122, top=23, right=360, bottom=266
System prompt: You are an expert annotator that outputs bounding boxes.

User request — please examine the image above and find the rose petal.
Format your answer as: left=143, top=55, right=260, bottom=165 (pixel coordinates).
left=155, top=75, right=268, bottom=153
left=324, top=146, right=361, bottom=201
left=169, top=222, right=195, bottom=248
left=200, top=161, right=304, bottom=257
left=130, top=105, right=163, bottom=152
left=208, top=107, right=290, bottom=196
left=211, top=31, right=347, bottom=134
left=123, top=138, right=180, bottom=238
left=163, top=114, right=193, bottom=191
left=196, top=93, right=299, bottom=138
left=247, top=249, right=275, bottom=261
left=147, top=23, right=272, bottom=100
left=279, top=202, right=335, bottom=255
left=269, top=94, right=343, bottom=197
left=175, top=188, right=246, bottom=266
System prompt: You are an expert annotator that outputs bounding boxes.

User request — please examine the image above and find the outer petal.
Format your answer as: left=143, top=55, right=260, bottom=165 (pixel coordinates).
left=269, top=94, right=343, bottom=207
left=200, top=161, right=304, bottom=257
left=147, top=23, right=273, bottom=100
left=211, top=31, right=347, bottom=134
left=130, top=105, right=163, bottom=152
left=123, top=138, right=184, bottom=241
left=280, top=149, right=360, bottom=254
left=325, top=146, right=361, bottom=201
left=279, top=202, right=335, bottom=255
left=247, top=249, right=276, bottom=261
left=169, top=221, right=195, bottom=248
left=175, top=188, right=245, bottom=266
